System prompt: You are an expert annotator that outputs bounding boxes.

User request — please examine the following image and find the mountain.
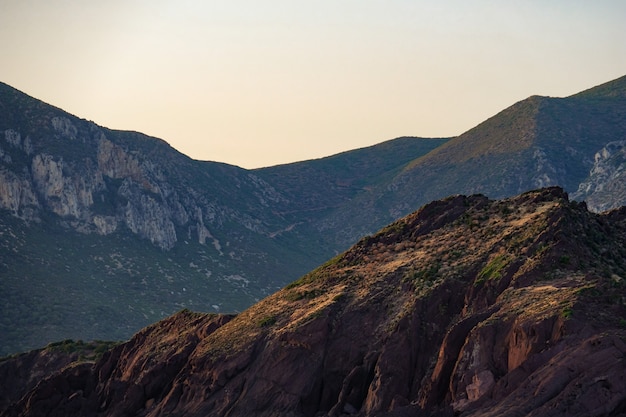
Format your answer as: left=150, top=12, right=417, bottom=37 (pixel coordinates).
left=308, top=75, right=626, bottom=244
left=251, top=74, right=626, bottom=252
left=253, top=136, right=448, bottom=246
left=0, top=81, right=311, bottom=353
left=3, top=187, right=626, bottom=416
left=0, top=81, right=445, bottom=355
left=1, top=74, right=626, bottom=355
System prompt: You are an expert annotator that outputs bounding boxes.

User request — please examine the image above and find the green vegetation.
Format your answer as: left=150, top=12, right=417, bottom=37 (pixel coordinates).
left=333, top=292, right=346, bottom=303
left=0, top=210, right=302, bottom=356
left=257, top=315, right=277, bottom=327
left=405, top=262, right=441, bottom=284
left=285, top=254, right=345, bottom=290
left=561, top=307, right=574, bottom=319
left=45, top=339, right=119, bottom=361
left=476, top=254, right=510, bottom=284
left=379, top=221, right=407, bottom=237
left=285, top=289, right=324, bottom=302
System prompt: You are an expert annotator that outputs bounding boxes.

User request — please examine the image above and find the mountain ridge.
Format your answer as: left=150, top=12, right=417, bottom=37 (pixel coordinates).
left=571, top=74, right=626, bottom=99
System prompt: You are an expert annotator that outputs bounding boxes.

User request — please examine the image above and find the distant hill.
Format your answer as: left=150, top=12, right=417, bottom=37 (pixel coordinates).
left=316, top=75, right=626, bottom=245
left=253, top=136, right=448, bottom=247
left=1, top=74, right=626, bottom=355
left=256, top=75, right=626, bottom=249
left=4, top=188, right=626, bottom=416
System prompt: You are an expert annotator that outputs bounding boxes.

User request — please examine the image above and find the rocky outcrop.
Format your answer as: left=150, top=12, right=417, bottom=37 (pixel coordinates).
left=21, top=129, right=185, bottom=249
left=1, top=313, right=232, bottom=417
left=4, top=188, right=626, bottom=417
left=0, top=168, right=38, bottom=219
left=573, top=140, right=626, bottom=212
left=0, top=80, right=295, bottom=250
left=31, top=153, right=96, bottom=218
left=0, top=106, right=290, bottom=250
left=0, top=340, right=118, bottom=412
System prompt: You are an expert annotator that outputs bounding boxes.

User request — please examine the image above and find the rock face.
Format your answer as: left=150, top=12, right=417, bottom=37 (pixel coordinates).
left=3, top=187, right=626, bottom=417
left=0, top=340, right=118, bottom=412
left=0, top=83, right=301, bottom=254
left=573, top=140, right=626, bottom=212
left=2, top=120, right=246, bottom=250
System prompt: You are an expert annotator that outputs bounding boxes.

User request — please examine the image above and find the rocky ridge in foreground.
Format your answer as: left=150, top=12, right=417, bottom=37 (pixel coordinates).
left=3, top=187, right=626, bottom=416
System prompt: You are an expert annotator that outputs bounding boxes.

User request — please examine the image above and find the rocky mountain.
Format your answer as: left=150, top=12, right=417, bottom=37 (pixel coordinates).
left=3, top=187, right=626, bottom=416
left=0, top=84, right=304, bottom=353
left=0, top=81, right=445, bottom=355
left=1, top=74, right=626, bottom=355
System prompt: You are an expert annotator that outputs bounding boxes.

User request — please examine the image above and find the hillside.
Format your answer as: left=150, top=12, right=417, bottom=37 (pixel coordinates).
left=253, top=136, right=449, bottom=244
left=0, top=80, right=445, bottom=355
left=3, top=187, right=626, bottom=416
left=319, top=75, right=626, bottom=244
left=253, top=75, right=626, bottom=252
left=0, top=82, right=332, bottom=354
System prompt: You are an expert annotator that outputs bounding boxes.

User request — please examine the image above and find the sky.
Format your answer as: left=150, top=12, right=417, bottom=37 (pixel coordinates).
left=1, top=1, right=625, bottom=169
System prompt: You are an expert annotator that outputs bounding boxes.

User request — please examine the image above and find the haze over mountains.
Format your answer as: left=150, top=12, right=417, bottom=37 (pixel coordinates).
left=1, top=74, right=626, bottom=355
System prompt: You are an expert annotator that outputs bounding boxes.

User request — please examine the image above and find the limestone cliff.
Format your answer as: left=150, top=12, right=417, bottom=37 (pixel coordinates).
left=573, top=140, right=626, bottom=212
left=0, top=116, right=287, bottom=250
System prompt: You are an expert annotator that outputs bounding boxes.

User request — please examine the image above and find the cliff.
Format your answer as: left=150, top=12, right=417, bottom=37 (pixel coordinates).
left=3, top=187, right=626, bottom=416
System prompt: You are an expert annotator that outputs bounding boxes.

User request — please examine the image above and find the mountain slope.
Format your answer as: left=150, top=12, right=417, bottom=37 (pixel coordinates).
left=0, top=81, right=445, bottom=355
left=572, top=73, right=626, bottom=99
left=254, top=136, right=449, bottom=246
left=321, top=75, right=626, bottom=242
left=254, top=75, right=626, bottom=253
left=0, top=82, right=320, bottom=354
left=4, top=187, right=626, bottom=417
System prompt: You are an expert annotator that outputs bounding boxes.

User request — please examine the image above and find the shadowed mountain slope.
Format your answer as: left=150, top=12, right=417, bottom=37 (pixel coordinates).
left=0, top=81, right=326, bottom=354
left=573, top=73, right=626, bottom=99
left=4, top=187, right=626, bottom=417
left=253, top=136, right=449, bottom=245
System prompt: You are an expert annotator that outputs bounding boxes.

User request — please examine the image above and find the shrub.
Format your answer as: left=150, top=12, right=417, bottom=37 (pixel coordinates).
left=561, top=307, right=573, bottom=319
left=476, top=254, right=510, bottom=284
left=257, top=315, right=277, bottom=327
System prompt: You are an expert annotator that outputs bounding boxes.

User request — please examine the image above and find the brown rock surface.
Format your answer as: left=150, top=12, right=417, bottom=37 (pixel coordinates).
left=3, top=187, right=626, bottom=417
left=0, top=347, right=84, bottom=410
left=0, top=340, right=117, bottom=412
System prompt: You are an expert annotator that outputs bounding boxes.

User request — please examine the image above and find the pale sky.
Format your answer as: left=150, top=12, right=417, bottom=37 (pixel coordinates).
left=1, top=1, right=625, bottom=168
